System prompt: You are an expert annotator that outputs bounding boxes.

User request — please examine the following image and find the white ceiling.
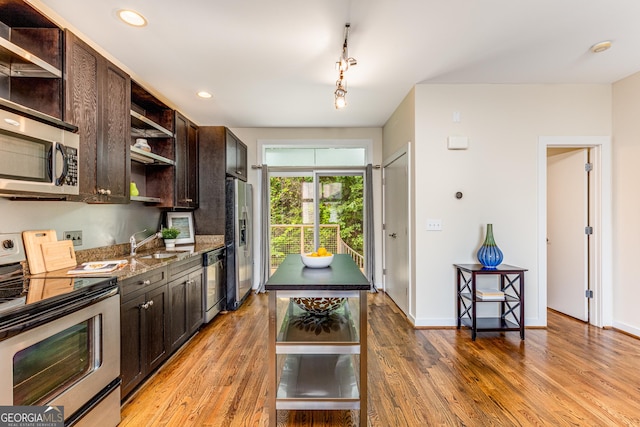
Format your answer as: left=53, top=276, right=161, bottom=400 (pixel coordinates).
left=31, top=0, right=640, bottom=128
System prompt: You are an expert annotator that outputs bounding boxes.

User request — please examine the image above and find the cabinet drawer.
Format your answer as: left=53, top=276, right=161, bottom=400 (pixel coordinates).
left=120, top=267, right=167, bottom=300
left=167, top=257, right=202, bottom=280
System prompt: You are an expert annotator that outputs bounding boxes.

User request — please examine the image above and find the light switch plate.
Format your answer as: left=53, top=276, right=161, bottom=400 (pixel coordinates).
left=426, top=219, right=442, bottom=231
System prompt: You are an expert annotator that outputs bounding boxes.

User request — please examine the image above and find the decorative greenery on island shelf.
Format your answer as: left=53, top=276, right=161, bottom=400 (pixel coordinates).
left=161, top=227, right=181, bottom=239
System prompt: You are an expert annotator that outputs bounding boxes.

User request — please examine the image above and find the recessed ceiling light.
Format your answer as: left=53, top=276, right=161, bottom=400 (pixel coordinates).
left=117, top=9, right=147, bottom=27
left=590, top=40, right=612, bottom=53
left=197, top=91, right=212, bottom=99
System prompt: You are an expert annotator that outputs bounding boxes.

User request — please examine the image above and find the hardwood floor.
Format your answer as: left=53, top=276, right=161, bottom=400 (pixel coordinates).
left=120, top=292, right=640, bottom=426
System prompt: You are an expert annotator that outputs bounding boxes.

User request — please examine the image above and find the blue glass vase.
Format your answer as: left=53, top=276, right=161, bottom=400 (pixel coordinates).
left=477, top=224, right=503, bottom=268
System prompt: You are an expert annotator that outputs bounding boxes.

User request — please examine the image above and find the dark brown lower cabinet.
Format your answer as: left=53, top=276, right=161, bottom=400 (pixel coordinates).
left=168, top=258, right=204, bottom=352
left=120, top=258, right=204, bottom=399
left=120, top=268, right=169, bottom=398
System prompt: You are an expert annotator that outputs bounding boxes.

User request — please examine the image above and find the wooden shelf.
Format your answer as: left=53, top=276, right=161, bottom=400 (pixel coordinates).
left=130, top=146, right=175, bottom=166
left=131, top=110, right=173, bottom=138
left=130, top=195, right=162, bottom=203
left=0, top=36, right=61, bottom=78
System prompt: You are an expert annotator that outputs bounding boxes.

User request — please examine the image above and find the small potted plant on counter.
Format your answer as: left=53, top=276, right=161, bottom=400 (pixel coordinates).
left=161, top=227, right=180, bottom=249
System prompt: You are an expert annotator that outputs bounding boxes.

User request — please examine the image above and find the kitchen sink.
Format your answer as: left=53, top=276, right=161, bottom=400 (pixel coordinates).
left=139, top=252, right=177, bottom=259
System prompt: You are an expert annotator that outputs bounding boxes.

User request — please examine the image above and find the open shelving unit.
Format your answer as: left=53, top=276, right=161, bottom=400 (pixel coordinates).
left=0, top=0, right=64, bottom=122
left=455, top=263, right=527, bottom=341
left=129, top=81, right=175, bottom=205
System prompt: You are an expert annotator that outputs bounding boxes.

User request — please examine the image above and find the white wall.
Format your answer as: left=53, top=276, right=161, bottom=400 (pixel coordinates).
left=1, top=198, right=162, bottom=248
left=382, top=88, right=415, bottom=159
left=230, top=127, right=383, bottom=288
left=612, top=72, right=640, bottom=337
left=408, top=84, right=611, bottom=327
left=382, top=89, right=416, bottom=316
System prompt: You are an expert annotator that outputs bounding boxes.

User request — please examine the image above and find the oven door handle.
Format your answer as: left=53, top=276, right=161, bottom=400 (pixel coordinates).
left=0, top=286, right=118, bottom=341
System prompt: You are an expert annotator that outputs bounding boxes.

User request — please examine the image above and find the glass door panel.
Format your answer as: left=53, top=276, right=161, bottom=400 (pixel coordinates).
left=315, top=173, right=364, bottom=270
left=269, top=174, right=313, bottom=272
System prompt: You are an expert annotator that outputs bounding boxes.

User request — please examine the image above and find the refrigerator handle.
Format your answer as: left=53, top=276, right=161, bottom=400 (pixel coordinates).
left=239, top=210, right=247, bottom=248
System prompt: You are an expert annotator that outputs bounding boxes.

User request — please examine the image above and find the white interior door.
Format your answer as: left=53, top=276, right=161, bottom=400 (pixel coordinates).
left=383, top=152, right=409, bottom=315
left=547, top=148, right=589, bottom=321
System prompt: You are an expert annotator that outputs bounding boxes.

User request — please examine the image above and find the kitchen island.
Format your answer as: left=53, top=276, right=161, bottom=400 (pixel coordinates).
left=265, top=254, right=370, bottom=426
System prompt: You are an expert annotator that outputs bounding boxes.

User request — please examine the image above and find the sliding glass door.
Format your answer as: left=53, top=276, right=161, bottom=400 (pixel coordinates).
left=269, top=170, right=364, bottom=272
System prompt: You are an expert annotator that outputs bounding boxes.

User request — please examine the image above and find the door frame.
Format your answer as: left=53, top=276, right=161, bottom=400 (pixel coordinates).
left=382, top=143, right=413, bottom=320
left=538, top=136, right=612, bottom=328
left=546, top=147, right=589, bottom=321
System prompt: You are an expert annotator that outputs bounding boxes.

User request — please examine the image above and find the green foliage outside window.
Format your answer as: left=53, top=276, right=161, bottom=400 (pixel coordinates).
left=270, top=176, right=364, bottom=256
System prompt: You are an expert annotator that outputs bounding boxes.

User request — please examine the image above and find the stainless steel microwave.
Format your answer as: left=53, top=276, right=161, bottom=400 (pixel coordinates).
left=0, top=109, right=79, bottom=196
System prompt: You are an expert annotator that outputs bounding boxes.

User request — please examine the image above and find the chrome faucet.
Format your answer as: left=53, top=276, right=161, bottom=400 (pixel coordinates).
left=130, top=229, right=161, bottom=256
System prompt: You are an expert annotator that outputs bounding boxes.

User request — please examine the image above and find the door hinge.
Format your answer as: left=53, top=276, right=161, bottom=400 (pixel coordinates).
left=382, top=223, right=386, bottom=230
left=585, top=162, right=593, bottom=172
left=585, top=226, right=593, bottom=235
left=382, top=268, right=386, bottom=275
left=585, top=289, right=594, bottom=299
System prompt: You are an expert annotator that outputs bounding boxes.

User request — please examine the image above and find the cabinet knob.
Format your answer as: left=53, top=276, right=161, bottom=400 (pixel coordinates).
left=388, top=233, right=397, bottom=238
left=140, top=300, right=154, bottom=310
left=140, top=279, right=151, bottom=285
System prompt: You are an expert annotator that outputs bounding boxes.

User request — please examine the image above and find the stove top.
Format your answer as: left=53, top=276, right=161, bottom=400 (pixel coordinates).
left=0, top=232, right=118, bottom=319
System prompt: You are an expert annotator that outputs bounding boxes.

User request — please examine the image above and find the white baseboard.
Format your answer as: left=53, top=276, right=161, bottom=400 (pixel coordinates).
left=612, top=321, right=640, bottom=339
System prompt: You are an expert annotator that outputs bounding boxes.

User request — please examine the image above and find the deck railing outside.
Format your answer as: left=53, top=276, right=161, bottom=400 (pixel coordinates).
left=270, top=224, right=364, bottom=271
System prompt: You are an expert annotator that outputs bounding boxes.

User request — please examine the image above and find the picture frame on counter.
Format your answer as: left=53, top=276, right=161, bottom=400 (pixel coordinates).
left=166, top=212, right=195, bottom=244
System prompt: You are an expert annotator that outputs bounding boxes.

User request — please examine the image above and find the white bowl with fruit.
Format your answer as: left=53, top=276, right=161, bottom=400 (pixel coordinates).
left=301, top=247, right=334, bottom=268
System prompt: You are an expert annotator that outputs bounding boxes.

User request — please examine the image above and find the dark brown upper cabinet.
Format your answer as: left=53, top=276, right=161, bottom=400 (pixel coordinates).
left=174, top=112, right=199, bottom=209
left=194, top=126, right=247, bottom=235
left=225, top=129, right=247, bottom=181
left=64, top=30, right=131, bottom=203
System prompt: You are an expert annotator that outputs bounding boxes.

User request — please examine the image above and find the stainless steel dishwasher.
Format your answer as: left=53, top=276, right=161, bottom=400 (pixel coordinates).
left=203, top=247, right=226, bottom=323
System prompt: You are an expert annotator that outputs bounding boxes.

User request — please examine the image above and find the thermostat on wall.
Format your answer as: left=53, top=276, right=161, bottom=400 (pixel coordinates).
left=447, top=136, right=469, bottom=150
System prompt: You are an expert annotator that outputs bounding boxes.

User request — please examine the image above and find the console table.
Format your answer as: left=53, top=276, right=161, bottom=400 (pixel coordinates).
left=455, top=263, right=527, bottom=340
left=266, top=254, right=370, bottom=426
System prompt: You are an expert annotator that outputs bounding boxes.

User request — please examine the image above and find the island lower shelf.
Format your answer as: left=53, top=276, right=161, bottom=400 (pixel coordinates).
left=276, top=354, right=361, bottom=410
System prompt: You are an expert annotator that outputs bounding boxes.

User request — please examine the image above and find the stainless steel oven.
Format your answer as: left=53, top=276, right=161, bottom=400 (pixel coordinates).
left=0, top=108, right=79, bottom=196
left=0, top=233, right=120, bottom=427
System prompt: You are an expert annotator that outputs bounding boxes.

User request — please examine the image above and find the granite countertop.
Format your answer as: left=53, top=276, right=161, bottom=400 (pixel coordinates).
left=28, top=235, right=225, bottom=281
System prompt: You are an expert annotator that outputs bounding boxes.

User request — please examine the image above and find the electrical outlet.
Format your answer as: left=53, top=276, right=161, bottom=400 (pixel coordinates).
left=64, top=230, right=83, bottom=246
left=426, top=219, right=442, bottom=231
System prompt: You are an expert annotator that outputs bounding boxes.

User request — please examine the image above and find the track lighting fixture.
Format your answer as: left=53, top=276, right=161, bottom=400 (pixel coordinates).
left=335, top=71, right=347, bottom=109
left=334, top=24, right=356, bottom=109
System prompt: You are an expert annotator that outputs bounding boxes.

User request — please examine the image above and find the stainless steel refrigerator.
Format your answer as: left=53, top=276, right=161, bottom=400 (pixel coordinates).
left=225, top=177, right=253, bottom=310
